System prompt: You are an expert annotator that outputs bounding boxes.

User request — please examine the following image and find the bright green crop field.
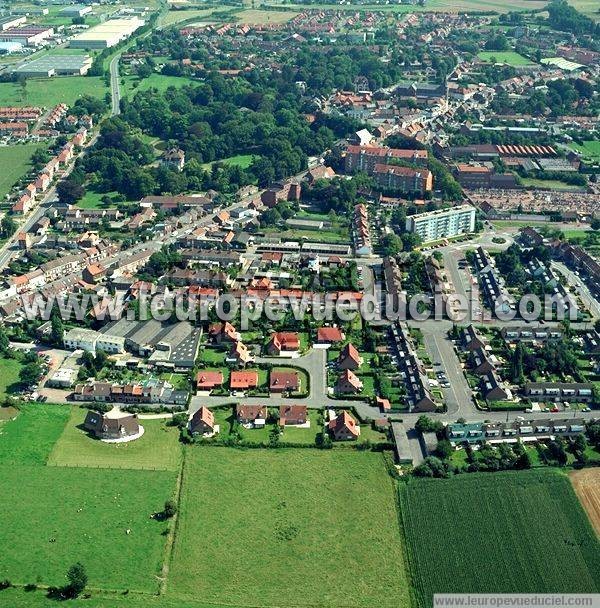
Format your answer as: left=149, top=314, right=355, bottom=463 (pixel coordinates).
left=399, top=470, right=600, bottom=608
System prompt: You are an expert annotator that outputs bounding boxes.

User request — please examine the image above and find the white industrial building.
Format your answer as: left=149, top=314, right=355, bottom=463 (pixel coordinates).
left=405, top=204, right=476, bottom=243
left=69, top=17, right=144, bottom=49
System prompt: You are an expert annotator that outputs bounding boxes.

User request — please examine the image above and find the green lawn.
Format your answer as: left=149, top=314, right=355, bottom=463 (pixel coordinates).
left=159, top=372, right=190, bottom=392
left=280, top=409, right=320, bottom=444
left=75, top=188, right=134, bottom=210
left=0, top=404, right=69, bottom=465
left=123, top=74, right=198, bottom=99
left=199, top=347, right=226, bottom=365
left=0, top=76, right=107, bottom=107
left=0, top=356, right=23, bottom=398
left=160, top=7, right=218, bottom=26
left=253, top=0, right=547, bottom=12
left=202, top=153, right=256, bottom=170
left=0, top=144, right=47, bottom=201
left=0, top=464, right=175, bottom=592
left=400, top=470, right=600, bottom=608
left=521, top=177, right=586, bottom=192
left=47, top=407, right=182, bottom=471
left=263, top=227, right=350, bottom=244
left=169, top=447, right=411, bottom=608
left=569, top=140, right=600, bottom=163
left=477, top=51, right=535, bottom=66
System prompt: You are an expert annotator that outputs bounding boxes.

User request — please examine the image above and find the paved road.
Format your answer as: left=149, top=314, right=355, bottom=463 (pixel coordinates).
left=109, top=54, right=121, bottom=116
left=552, top=261, right=600, bottom=320
left=420, top=323, right=474, bottom=418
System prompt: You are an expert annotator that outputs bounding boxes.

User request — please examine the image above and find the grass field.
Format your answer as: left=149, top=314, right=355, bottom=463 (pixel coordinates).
left=47, top=407, right=182, bottom=471
left=0, top=404, right=69, bottom=465
left=399, top=470, right=600, bottom=608
left=160, top=7, right=218, bottom=26
left=74, top=188, right=134, bottom=210
left=0, top=464, right=175, bottom=591
left=0, top=356, right=23, bottom=398
left=569, top=140, right=600, bottom=163
left=202, top=153, right=256, bottom=170
left=477, top=50, right=535, bottom=65
left=169, top=448, right=410, bottom=608
left=264, top=0, right=547, bottom=12
left=123, top=74, right=198, bottom=99
left=521, top=177, right=586, bottom=191
left=0, top=76, right=107, bottom=107
left=0, top=144, right=46, bottom=201
left=569, top=0, right=600, bottom=20
left=236, top=9, right=299, bottom=23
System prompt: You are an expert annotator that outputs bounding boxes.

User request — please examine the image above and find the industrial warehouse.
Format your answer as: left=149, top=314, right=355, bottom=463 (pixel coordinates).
left=69, top=17, right=144, bottom=49
left=13, top=54, right=93, bottom=77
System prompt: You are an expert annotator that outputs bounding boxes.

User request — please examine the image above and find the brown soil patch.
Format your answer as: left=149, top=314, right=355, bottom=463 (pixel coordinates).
left=571, top=468, right=600, bottom=537
left=0, top=406, right=18, bottom=422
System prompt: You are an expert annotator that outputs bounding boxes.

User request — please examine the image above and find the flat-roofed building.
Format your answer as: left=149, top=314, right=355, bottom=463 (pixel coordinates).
left=0, top=16, right=27, bottom=31
left=70, top=18, right=144, bottom=49
left=405, top=205, right=476, bottom=243
left=13, top=54, right=93, bottom=77
left=0, top=26, right=54, bottom=46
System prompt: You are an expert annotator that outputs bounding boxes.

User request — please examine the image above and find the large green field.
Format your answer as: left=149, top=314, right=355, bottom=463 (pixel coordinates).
left=0, top=403, right=69, bottom=465
left=0, top=76, right=107, bottom=107
left=477, top=50, right=535, bottom=65
left=169, top=448, right=411, bottom=608
left=0, top=144, right=46, bottom=201
left=0, top=464, right=175, bottom=592
left=0, top=356, right=23, bottom=398
left=263, top=0, right=547, bottom=12
left=399, top=470, right=600, bottom=608
left=123, top=74, right=198, bottom=99
left=47, top=407, right=182, bottom=471
left=569, top=140, right=600, bottom=163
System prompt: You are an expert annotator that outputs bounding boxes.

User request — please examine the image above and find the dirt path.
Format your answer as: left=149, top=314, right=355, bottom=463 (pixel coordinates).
left=570, top=469, right=600, bottom=537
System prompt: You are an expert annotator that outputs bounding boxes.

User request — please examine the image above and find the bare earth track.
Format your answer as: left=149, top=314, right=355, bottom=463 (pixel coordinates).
left=571, top=469, right=600, bottom=537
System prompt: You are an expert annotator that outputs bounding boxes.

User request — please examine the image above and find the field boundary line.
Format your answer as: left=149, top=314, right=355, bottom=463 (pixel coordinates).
left=158, top=445, right=186, bottom=595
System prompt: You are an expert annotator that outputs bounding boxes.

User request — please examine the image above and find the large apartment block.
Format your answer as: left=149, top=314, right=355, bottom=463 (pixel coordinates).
left=405, top=204, right=476, bottom=243
left=344, top=145, right=428, bottom=174
left=373, top=164, right=433, bottom=194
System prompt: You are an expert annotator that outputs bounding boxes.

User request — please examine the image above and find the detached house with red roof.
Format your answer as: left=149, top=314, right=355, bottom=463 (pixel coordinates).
left=336, top=369, right=363, bottom=394
left=338, top=343, right=362, bottom=370
left=227, top=341, right=253, bottom=365
left=230, top=370, right=259, bottom=391
left=329, top=411, right=360, bottom=441
left=236, top=404, right=267, bottom=427
left=209, top=321, right=240, bottom=344
left=316, top=326, right=345, bottom=345
left=195, top=370, right=224, bottom=392
left=189, top=406, right=217, bottom=436
left=279, top=404, right=307, bottom=427
left=269, top=370, right=300, bottom=393
left=267, top=332, right=300, bottom=356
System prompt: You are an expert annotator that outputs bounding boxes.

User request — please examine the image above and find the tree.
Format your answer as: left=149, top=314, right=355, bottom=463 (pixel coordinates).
left=50, top=310, right=64, bottom=346
left=415, top=415, right=443, bottom=434
left=0, top=216, right=16, bottom=239
left=0, top=325, right=9, bottom=354
left=57, top=179, right=85, bottom=205
left=163, top=499, right=177, bottom=519
left=65, top=562, right=87, bottom=598
left=19, top=362, right=41, bottom=386
left=380, top=233, right=403, bottom=257
left=435, top=439, right=453, bottom=460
